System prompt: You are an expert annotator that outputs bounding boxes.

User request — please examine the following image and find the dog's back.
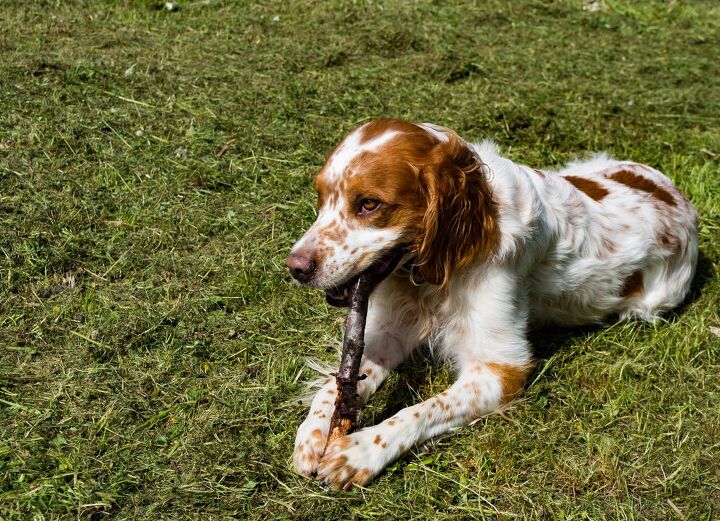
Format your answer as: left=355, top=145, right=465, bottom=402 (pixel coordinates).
left=497, top=156, right=699, bottom=325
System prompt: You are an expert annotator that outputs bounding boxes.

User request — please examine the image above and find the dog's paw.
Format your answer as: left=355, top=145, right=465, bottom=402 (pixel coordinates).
left=316, top=428, right=395, bottom=490
left=292, top=418, right=330, bottom=477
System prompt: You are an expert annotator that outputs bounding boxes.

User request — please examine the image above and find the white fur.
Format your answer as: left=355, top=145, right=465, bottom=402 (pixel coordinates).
left=418, top=122, right=450, bottom=143
left=291, top=124, right=699, bottom=489
left=326, top=125, right=399, bottom=181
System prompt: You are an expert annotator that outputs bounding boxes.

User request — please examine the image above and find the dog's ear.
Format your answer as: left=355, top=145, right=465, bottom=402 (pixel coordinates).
left=416, top=133, right=498, bottom=288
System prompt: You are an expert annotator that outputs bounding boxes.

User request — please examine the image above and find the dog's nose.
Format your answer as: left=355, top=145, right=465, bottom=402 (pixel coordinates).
left=286, top=251, right=316, bottom=283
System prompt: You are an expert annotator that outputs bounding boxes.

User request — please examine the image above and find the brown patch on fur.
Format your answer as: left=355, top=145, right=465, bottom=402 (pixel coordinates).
left=487, top=363, right=533, bottom=405
left=345, top=468, right=372, bottom=490
left=413, top=411, right=420, bottom=418
left=659, top=229, right=681, bottom=253
left=322, top=224, right=347, bottom=242
left=387, top=418, right=398, bottom=426
left=332, top=455, right=349, bottom=466
left=563, top=175, right=609, bottom=201
left=323, top=456, right=350, bottom=486
left=314, top=175, right=337, bottom=209
left=358, top=119, right=423, bottom=145
left=608, top=171, right=676, bottom=206
left=310, top=429, right=323, bottom=440
left=373, top=434, right=382, bottom=445
left=363, top=367, right=372, bottom=376
left=332, top=436, right=351, bottom=450
left=620, top=270, right=643, bottom=298
left=602, top=238, right=617, bottom=254
left=381, top=442, right=388, bottom=448
left=331, top=467, right=357, bottom=490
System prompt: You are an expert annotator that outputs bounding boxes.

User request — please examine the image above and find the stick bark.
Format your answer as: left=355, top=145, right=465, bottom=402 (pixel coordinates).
left=325, top=273, right=374, bottom=447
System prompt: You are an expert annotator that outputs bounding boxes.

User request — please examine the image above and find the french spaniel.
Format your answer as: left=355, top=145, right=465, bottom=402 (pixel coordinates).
left=286, top=119, right=698, bottom=490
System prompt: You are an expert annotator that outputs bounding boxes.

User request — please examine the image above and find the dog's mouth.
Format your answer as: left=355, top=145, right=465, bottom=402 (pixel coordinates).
left=325, top=245, right=412, bottom=307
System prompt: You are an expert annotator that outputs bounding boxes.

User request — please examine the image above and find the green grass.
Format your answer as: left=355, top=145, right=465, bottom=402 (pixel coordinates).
left=1, top=0, right=719, bottom=519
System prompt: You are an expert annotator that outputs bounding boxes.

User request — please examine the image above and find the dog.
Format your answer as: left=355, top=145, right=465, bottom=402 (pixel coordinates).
left=286, top=119, right=698, bottom=490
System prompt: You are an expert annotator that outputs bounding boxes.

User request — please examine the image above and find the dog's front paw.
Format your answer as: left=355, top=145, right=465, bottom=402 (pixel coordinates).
left=316, top=428, right=396, bottom=490
left=292, top=418, right=330, bottom=477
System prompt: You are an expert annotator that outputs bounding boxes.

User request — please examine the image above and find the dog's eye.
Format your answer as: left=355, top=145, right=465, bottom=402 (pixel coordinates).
left=359, top=199, right=381, bottom=214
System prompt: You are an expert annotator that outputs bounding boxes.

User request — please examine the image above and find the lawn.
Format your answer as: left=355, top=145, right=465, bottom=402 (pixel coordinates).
left=1, top=0, right=719, bottom=519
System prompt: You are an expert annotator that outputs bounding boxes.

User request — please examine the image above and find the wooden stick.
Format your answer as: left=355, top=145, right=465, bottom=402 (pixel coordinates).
left=323, top=245, right=411, bottom=450
left=325, top=272, right=374, bottom=446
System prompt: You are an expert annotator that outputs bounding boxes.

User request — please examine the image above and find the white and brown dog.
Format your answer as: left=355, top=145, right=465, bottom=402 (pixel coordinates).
left=286, top=119, right=698, bottom=490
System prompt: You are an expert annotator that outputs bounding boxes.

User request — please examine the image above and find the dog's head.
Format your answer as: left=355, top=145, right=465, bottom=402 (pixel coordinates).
left=286, top=119, right=498, bottom=300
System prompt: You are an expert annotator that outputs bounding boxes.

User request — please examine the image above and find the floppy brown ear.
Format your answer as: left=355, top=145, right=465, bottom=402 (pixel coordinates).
left=416, top=135, right=499, bottom=288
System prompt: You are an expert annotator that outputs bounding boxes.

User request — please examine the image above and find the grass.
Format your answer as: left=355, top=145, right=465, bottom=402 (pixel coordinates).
left=1, top=0, right=719, bottom=519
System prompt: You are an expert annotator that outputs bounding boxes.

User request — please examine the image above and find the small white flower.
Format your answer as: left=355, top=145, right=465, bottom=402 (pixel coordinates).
left=627, top=100, right=635, bottom=107
left=165, top=2, right=175, bottom=11
left=174, top=147, right=188, bottom=158
left=272, top=15, right=280, bottom=23
left=135, top=130, right=144, bottom=137
left=124, top=64, right=136, bottom=77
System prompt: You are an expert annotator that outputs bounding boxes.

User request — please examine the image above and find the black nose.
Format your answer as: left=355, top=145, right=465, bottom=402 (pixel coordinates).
left=286, top=251, right=316, bottom=283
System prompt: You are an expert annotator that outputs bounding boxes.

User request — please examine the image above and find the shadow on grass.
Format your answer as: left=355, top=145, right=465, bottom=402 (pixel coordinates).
left=532, top=248, right=714, bottom=359
left=359, top=348, right=434, bottom=428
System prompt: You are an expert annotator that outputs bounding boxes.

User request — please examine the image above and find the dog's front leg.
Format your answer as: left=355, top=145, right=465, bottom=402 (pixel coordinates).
left=317, top=269, right=534, bottom=489
left=315, top=360, right=531, bottom=489
left=293, top=281, right=423, bottom=477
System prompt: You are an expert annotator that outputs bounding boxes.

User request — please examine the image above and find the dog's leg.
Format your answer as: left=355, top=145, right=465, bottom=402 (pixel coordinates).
left=316, top=269, right=533, bottom=489
left=315, top=360, right=531, bottom=489
left=293, top=282, right=423, bottom=477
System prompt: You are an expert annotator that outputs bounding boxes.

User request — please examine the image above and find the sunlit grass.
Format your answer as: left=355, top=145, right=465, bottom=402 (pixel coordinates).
left=1, top=1, right=718, bottom=519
